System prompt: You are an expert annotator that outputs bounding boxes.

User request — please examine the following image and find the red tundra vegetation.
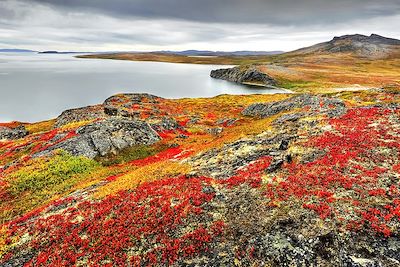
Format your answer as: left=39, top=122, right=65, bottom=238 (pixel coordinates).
left=1, top=90, right=400, bottom=266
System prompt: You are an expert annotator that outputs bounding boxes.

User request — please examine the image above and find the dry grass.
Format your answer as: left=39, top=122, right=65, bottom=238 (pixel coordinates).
left=77, top=52, right=275, bottom=65
left=79, top=52, right=400, bottom=93
left=94, top=161, right=191, bottom=198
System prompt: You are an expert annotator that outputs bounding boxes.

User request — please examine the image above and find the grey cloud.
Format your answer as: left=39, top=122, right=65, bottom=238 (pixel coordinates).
left=31, top=0, right=400, bottom=25
left=0, top=0, right=399, bottom=52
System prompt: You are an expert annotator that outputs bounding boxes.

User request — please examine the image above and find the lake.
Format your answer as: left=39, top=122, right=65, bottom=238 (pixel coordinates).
left=0, top=52, right=288, bottom=122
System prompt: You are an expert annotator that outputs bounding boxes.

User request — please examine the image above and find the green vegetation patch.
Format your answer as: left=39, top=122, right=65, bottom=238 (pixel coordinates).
left=95, top=144, right=169, bottom=166
left=7, top=151, right=99, bottom=196
left=277, top=78, right=321, bottom=91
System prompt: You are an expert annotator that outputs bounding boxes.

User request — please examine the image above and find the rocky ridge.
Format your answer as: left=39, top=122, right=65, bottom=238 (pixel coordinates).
left=288, top=33, right=400, bottom=59
left=210, top=66, right=278, bottom=87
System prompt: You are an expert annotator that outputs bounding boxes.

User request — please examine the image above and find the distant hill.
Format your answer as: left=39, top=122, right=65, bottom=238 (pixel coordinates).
left=77, top=33, right=400, bottom=65
left=159, top=50, right=284, bottom=56
left=286, top=34, right=400, bottom=59
left=38, top=51, right=88, bottom=54
left=0, top=49, right=36, bottom=53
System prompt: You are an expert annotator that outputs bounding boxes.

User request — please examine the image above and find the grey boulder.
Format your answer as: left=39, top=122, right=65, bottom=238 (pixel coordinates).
left=34, top=118, right=161, bottom=159
left=242, top=94, right=347, bottom=119
left=0, top=125, right=28, bottom=140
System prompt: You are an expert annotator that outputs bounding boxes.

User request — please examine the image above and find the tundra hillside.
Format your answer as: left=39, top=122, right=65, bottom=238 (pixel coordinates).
left=1, top=34, right=400, bottom=266
left=80, top=34, right=400, bottom=93
left=1, top=88, right=400, bottom=266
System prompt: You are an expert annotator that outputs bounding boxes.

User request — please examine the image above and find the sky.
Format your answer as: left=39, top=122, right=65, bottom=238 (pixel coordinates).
left=1, top=0, right=400, bottom=52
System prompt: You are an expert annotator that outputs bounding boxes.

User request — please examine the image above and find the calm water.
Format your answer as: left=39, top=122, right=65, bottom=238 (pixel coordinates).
left=0, top=53, right=288, bottom=122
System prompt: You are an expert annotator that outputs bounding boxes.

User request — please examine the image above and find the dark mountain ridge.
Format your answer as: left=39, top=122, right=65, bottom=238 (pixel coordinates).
left=287, top=33, right=400, bottom=58
left=0, top=49, right=36, bottom=53
left=158, top=50, right=284, bottom=56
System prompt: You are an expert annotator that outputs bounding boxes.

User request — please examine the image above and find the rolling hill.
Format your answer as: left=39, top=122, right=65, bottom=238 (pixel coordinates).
left=287, top=34, right=400, bottom=59
left=77, top=34, right=400, bottom=93
left=158, top=50, right=284, bottom=56
left=207, top=34, right=400, bottom=92
left=0, top=49, right=36, bottom=53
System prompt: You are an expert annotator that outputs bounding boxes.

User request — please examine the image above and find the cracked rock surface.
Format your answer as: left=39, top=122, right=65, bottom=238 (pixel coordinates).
left=34, top=118, right=160, bottom=158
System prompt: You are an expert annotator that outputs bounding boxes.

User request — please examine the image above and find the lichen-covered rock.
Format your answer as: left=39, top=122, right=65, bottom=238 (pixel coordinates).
left=273, top=112, right=306, bottom=125
left=188, top=133, right=295, bottom=178
left=0, top=125, right=28, bottom=140
left=180, top=183, right=400, bottom=267
left=34, top=118, right=160, bottom=158
left=217, top=118, right=238, bottom=127
left=1, top=250, right=34, bottom=267
left=103, top=93, right=162, bottom=106
left=150, top=117, right=180, bottom=132
left=242, top=94, right=347, bottom=118
left=103, top=93, right=163, bottom=117
left=189, top=97, right=338, bottom=179
left=54, top=105, right=106, bottom=128
left=210, top=66, right=277, bottom=87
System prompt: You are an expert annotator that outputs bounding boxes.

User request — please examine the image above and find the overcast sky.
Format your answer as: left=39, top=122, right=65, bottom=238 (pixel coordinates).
left=1, top=0, right=400, bottom=52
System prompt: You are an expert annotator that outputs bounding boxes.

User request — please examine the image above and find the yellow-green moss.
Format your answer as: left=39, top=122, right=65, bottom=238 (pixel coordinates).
left=7, top=151, right=99, bottom=196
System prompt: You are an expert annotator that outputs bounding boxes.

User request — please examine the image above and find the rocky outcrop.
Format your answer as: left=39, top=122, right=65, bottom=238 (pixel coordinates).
left=54, top=105, right=106, bottom=128
left=289, top=34, right=400, bottom=59
left=34, top=118, right=160, bottom=158
left=104, top=93, right=161, bottom=106
left=187, top=183, right=400, bottom=267
left=55, top=94, right=164, bottom=128
left=188, top=133, right=295, bottom=179
left=103, top=93, right=163, bottom=118
left=189, top=94, right=346, bottom=180
left=242, top=94, right=347, bottom=119
left=150, top=117, right=180, bottom=132
left=0, top=125, right=28, bottom=140
left=210, top=66, right=277, bottom=87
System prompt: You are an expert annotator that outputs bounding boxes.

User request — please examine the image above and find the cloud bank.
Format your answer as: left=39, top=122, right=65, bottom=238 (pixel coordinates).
left=1, top=0, right=399, bottom=51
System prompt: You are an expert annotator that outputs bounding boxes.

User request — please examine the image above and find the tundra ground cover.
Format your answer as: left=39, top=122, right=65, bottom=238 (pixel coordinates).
left=2, top=176, right=224, bottom=266
left=0, top=90, right=400, bottom=266
left=265, top=106, right=400, bottom=236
